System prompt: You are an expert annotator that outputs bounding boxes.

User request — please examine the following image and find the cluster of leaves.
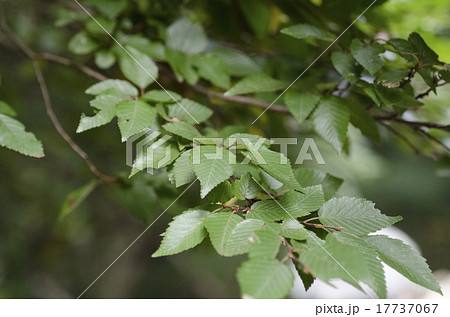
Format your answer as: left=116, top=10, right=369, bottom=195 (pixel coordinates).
left=1, top=0, right=448, bottom=298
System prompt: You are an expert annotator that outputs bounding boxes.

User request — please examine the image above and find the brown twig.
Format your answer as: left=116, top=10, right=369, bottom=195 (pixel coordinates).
left=282, top=238, right=311, bottom=272
left=1, top=19, right=117, bottom=183
left=37, top=52, right=108, bottom=81
left=301, top=221, right=343, bottom=231
left=415, top=81, right=448, bottom=99
left=375, top=116, right=450, bottom=132
left=416, top=128, right=450, bottom=152
left=378, top=122, right=436, bottom=160
left=192, top=84, right=290, bottom=114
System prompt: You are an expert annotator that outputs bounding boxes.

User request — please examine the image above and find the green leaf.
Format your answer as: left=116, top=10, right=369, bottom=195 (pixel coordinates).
left=167, top=98, right=212, bottom=124
left=85, top=79, right=138, bottom=97
left=0, top=114, right=44, bottom=157
left=143, top=90, right=182, bottom=103
left=95, top=50, right=116, bottom=69
left=284, top=91, right=320, bottom=125
left=166, top=49, right=199, bottom=85
left=280, top=220, right=309, bottom=240
left=85, top=0, right=127, bottom=19
left=239, top=0, right=271, bottom=38
left=121, top=35, right=166, bottom=61
left=350, top=39, right=384, bottom=75
left=77, top=95, right=121, bottom=133
left=191, top=146, right=235, bottom=198
left=68, top=31, right=99, bottom=55
left=365, top=234, right=442, bottom=294
left=166, top=18, right=207, bottom=55
left=211, top=47, right=261, bottom=77
left=439, top=69, right=450, bottom=82
left=205, top=180, right=234, bottom=203
left=247, top=187, right=324, bottom=222
left=300, top=234, right=377, bottom=295
left=237, top=259, right=294, bottom=299
left=116, top=99, right=157, bottom=140
left=85, top=17, right=116, bottom=35
left=245, top=147, right=301, bottom=190
left=133, top=141, right=180, bottom=171
left=205, top=212, right=264, bottom=256
left=281, top=23, right=332, bottom=41
left=334, top=233, right=387, bottom=298
left=347, top=101, right=381, bottom=143
left=311, top=96, right=350, bottom=153
left=224, top=73, right=286, bottom=96
left=60, top=180, right=99, bottom=220
left=318, top=197, right=402, bottom=236
left=118, top=46, right=158, bottom=89
left=194, top=54, right=230, bottom=89
left=377, top=70, right=409, bottom=89
left=389, top=38, right=418, bottom=63
left=152, top=210, right=210, bottom=257
left=249, top=224, right=282, bottom=259
left=293, top=168, right=343, bottom=200
left=163, top=122, right=203, bottom=141
left=408, top=32, right=439, bottom=65
left=233, top=173, right=260, bottom=200
left=0, top=101, right=17, bottom=117
left=171, top=149, right=196, bottom=187
left=331, top=51, right=360, bottom=84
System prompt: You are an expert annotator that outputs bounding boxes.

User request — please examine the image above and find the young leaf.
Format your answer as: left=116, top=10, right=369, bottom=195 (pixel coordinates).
left=224, top=73, right=286, bottom=96
left=167, top=98, right=212, bottom=124
left=318, top=197, right=402, bottom=236
left=284, top=91, right=320, bottom=125
left=166, top=49, right=199, bottom=85
left=281, top=23, right=332, bottom=41
left=0, top=114, right=44, bottom=157
left=311, top=96, right=350, bottom=153
left=365, top=234, right=442, bottom=294
left=166, top=18, right=207, bottom=55
left=77, top=95, right=121, bottom=133
left=60, top=180, right=99, bottom=220
left=85, top=79, right=138, bottom=97
left=152, top=210, right=210, bottom=257
left=350, top=39, right=384, bottom=75
left=116, top=99, right=156, bottom=140
left=133, top=141, right=180, bottom=171
left=293, top=168, right=343, bottom=200
left=171, top=149, right=196, bottom=187
left=205, top=212, right=264, bottom=256
left=118, top=46, right=159, bottom=89
left=232, top=172, right=260, bottom=200
left=163, top=122, right=203, bottom=141
left=237, top=259, right=294, bottom=299
left=331, top=51, right=360, bottom=84
left=191, top=146, right=235, bottom=198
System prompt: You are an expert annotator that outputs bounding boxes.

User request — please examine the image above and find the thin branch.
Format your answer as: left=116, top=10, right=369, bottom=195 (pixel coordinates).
left=379, top=122, right=436, bottom=160
left=416, top=128, right=450, bottom=152
left=37, top=52, right=108, bottom=81
left=1, top=19, right=117, bottom=183
left=192, top=84, right=290, bottom=114
left=415, top=81, right=448, bottom=99
left=375, top=116, right=450, bottom=132
left=301, top=221, right=343, bottom=231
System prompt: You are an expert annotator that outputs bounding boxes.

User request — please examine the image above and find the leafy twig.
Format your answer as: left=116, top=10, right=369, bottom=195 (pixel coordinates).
left=0, top=20, right=117, bottom=183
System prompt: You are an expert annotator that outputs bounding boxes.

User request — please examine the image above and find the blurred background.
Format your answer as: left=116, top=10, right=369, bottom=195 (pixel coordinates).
left=0, top=0, right=449, bottom=298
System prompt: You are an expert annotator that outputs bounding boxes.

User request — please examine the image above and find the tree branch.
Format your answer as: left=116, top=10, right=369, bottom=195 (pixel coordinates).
left=0, top=19, right=117, bottom=183
left=375, top=116, right=450, bottom=132
left=37, top=52, right=108, bottom=81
